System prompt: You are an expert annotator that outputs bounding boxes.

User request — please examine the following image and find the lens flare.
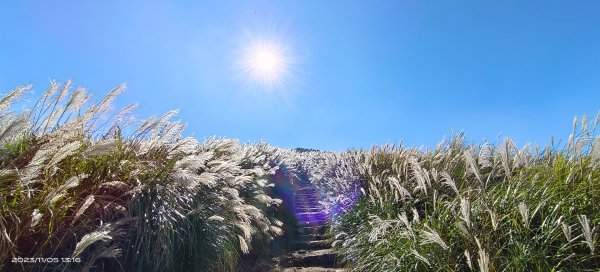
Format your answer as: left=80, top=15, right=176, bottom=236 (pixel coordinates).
left=242, top=40, right=290, bottom=88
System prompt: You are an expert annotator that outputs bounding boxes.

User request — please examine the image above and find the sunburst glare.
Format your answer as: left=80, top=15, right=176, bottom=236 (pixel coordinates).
left=238, top=37, right=295, bottom=89
left=242, top=40, right=290, bottom=87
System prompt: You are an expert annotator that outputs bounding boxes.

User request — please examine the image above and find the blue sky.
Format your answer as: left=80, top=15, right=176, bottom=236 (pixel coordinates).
left=1, top=1, right=600, bottom=151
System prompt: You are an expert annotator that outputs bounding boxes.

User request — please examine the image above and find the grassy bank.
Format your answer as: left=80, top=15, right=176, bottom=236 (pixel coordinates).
left=0, top=82, right=287, bottom=271
left=326, top=129, right=600, bottom=270
left=2, top=81, right=599, bottom=271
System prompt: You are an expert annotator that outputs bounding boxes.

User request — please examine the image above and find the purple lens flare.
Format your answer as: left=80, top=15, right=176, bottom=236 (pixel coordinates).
left=292, top=177, right=361, bottom=225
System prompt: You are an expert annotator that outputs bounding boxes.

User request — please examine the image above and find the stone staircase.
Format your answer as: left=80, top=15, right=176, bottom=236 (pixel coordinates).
left=275, top=178, right=345, bottom=272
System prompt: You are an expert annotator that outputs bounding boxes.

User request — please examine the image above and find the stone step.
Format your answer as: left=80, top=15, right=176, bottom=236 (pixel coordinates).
left=295, top=203, right=320, bottom=207
left=297, top=220, right=328, bottom=227
left=297, top=189, right=318, bottom=193
left=295, top=209, right=322, bottom=214
left=295, top=207, right=321, bottom=211
left=296, top=215, right=326, bottom=220
left=296, top=211, right=325, bottom=216
left=296, top=218, right=327, bottom=226
left=295, top=198, right=319, bottom=201
left=296, top=207, right=321, bottom=212
left=297, top=211, right=324, bottom=216
left=295, top=204, right=321, bottom=208
left=297, top=234, right=326, bottom=241
left=295, top=224, right=324, bottom=230
left=295, top=198, right=319, bottom=202
left=296, top=189, right=317, bottom=193
left=295, top=196, right=319, bottom=201
left=282, top=267, right=346, bottom=272
left=296, top=191, right=317, bottom=194
left=280, top=249, right=337, bottom=268
left=295, top=201, right=319, bottom=205
left=294, top=239, right=331, bottom=250
left=295, top=208, right=322, bottom=212
left=296, top=190, right=318, bottom=194
left=296, top=221, right=326, bottom=227
left=296, top=226, right=326, bottom=234
left=296, top=207, right=320, bottom=211
left=295, top=201, right=321, bottom=205
left=295, top=193, right=318, bottom=197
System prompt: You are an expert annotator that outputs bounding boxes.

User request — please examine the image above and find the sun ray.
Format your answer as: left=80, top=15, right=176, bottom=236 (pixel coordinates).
left=241, top=39, right=290, bottom=88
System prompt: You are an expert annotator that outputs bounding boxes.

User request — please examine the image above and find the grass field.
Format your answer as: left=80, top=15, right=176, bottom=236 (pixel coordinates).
left=324, top=129, right=600, bottom=271
left=1, top=82, right=599, bottom=271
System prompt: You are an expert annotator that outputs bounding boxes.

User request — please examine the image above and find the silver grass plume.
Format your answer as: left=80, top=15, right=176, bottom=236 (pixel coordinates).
left=73, top=195, right=96, bottom=224
left=465, top=250, right=473, bottom=270
left=0, top=84, right=30, bottom=112
left=84, top=140, right=117, bottom=157
left=460, top=197, right=471, bottom=229
left=208, top=215, right=225, bottom=222
left=0, top=113, right=29, bottom=145
left=579, top=215, right=596, bottom=254
left=30, top=209, right=42, bottom=228
left=440, top=171, right=459, bottom=195
left=45, top=141, right=82, bottom=174
left=464, top=150, right=483, bottom=185
left=238, top=235, right=249, bottom=254
left=72, top=221, right=121, bottom=258
left=518, top=202, right=530, bottom=228
left=475, top=237, right=490, bottom=272
left=44, top=174, right=88, bottom=206
left=20, top=148, right=54, bottom=187
left=478, top=141, right=493, bottom=168
left=419, top=225, right=449, bottom=251
left=411, top=249, right=430, bottom=266
left=562, top=222, right=572, bottom=242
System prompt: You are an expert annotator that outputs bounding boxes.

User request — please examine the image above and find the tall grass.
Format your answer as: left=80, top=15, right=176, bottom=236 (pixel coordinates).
left=324, top=126, right=600, bottom=270
left=2, top=81, right=599, bottom=271
left=0, top=82, right=286, bottom=271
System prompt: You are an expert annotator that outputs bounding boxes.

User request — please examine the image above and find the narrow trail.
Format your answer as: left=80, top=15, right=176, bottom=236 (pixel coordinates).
left=274, top=176, right=346, bottom=272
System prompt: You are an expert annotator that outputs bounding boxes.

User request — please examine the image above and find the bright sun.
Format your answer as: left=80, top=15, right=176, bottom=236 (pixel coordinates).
left=242, top=40, right=289, bottom=88
left=253, top=51, right=279, bottom=73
